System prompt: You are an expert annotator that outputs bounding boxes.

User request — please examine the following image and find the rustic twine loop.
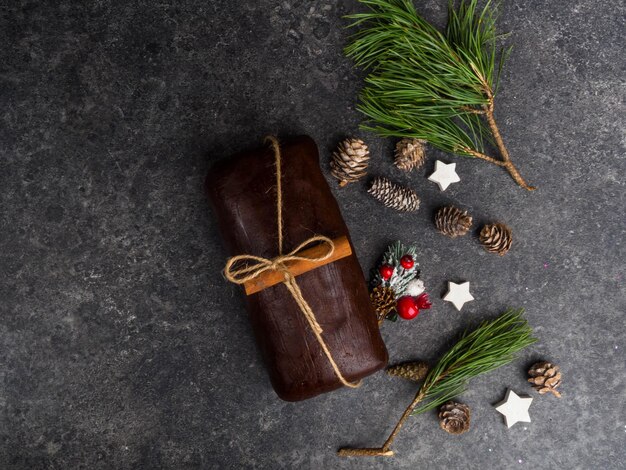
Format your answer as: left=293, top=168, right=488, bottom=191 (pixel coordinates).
left=223, top=136, right=361, bottom=389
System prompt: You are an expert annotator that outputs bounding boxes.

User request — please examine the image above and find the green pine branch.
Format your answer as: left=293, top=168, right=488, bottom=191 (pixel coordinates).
left=411, top=307, right=536, bottom=415
left=339, top=308, right=536, bottom=457
left=345, top=0, right=536, bottom=190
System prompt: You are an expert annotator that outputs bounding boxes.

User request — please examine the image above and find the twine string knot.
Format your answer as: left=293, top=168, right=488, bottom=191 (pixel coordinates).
left=224, top=235, right=334, bottom=336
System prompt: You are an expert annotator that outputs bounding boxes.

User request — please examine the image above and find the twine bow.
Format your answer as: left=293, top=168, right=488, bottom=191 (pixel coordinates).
left=223, top=136, right=360, bottom=389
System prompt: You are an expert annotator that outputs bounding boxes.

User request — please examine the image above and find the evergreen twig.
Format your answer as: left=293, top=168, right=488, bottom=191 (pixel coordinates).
left=344, top=0, right=536, bottom=190
left=374, top=241, right=419, bottom=295
left=338, top=308, right=536, bottom=457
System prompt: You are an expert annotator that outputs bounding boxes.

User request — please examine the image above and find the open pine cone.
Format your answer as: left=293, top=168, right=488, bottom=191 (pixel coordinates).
left=370, top=286, right=396, bottom=325
left=438, top=401, right=471, bottom=435
left=480, top=223, right=512, bottom=256
left=386, top=361, right=429, bottom=382
left=330, top=138, right=370, bottom=187
left=528, top=361, right=562, bottom=398
left=394, top=138, right=426, bottom=171
left=368, top=177, right=420, bottom=212
left=435, top=206, right=473, bottom=238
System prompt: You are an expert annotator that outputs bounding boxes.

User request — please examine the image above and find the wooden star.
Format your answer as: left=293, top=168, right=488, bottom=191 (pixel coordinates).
left=443, top=281, right=474, bottom=311
left=495, top=389, right=533, bottom=428
left=428, top=160, right=460, bottom=191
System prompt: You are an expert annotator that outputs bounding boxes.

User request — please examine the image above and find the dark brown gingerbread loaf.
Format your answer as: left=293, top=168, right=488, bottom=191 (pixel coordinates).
left=205, top=135, right=388, bottom=401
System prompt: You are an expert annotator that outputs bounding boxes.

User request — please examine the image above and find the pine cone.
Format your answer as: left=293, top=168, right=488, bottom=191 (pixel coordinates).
left=330, top=138, right=370, bottom=187
left=386, top=361, right=429, bottom=382
left=394, top=138, right=426, bottom=171
left=479, top=223, right=512, bottom=256
left=370, top=286, right=396, bottom=325
left=368, top=177, right=420, bottom=212
left=438, top=401, right=471, bottom=435
left=528, top=361, right=562, bottom=398
left=435, top=206, right=473, bottom=238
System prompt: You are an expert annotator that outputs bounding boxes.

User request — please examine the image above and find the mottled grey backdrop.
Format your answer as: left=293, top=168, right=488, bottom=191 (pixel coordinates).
left=1, top=1, right=624, bottom=469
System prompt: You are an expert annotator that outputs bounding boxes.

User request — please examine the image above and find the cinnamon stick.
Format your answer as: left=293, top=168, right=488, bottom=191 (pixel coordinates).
left=243, top=235, right=352, bottom=295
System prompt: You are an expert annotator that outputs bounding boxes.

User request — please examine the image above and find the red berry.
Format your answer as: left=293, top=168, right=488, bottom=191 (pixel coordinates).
left=379, top=264, right=394, bottom=280
left=396, top=296, right=419, bottom=320
left=400, top=255, right=414, bottom=269
left=415, top=293, right=432, bottom=310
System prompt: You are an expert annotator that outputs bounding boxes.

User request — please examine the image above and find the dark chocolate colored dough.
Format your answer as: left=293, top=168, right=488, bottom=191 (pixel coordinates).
left=206, top=135, right=388, bottom=401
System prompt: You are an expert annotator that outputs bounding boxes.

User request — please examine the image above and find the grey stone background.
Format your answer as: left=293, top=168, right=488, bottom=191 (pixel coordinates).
left=1, top=1, right=624, bottom=469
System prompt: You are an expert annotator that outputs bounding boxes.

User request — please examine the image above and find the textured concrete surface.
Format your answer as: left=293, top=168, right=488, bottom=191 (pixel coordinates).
left=1, top=1, right=624, bottom=469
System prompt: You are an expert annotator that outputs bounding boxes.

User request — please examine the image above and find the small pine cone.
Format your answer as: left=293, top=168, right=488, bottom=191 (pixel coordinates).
left=368, top=177, right=420, bottom=212
left=330, top=138, right=370, bottom=187
left=394, top=138, right=426, bottom=172
left=438, top=401, right=471, bottom=435
left=435, top=206, right=473, bottom=238
left=480, top=223, right=512, bottom=256
left=386, top=361, right=429, bottom=382
left=528, top=361, right=562, bottom=398
left=370, top=286, right=396, bottom=325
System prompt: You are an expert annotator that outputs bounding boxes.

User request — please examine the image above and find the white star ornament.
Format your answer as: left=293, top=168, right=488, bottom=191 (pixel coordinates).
left=495, top=389, right=533, bottom=428
left=443, top=281, right=474, bottom=311
left=428, top=160, right=460, bottom=191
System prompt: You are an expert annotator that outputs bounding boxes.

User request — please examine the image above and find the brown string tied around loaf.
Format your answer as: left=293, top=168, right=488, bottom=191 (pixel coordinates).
left=224, top=236, right=333, bottom=338
left=223, top=136, right=361, bottom=389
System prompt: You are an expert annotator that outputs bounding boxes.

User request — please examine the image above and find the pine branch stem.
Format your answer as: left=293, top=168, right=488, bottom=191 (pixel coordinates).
left=338, top=389, right=426, bottom=457
left=460, top=96, right=536, bottom=191
left=461, top=106, right=486, bottom=115
left=381, top=389, right=425, bottom=450
left=459, top=146, right=505, bottom=166
left=482, top=103, right=536, bottom=191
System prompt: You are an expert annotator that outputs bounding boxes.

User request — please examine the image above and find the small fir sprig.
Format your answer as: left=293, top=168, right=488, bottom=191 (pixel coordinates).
left=339, top=308, right=536, bottom=457
left=373, top=241, right=419, bottom=295
left=345, top=0, right=536, bottom=190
